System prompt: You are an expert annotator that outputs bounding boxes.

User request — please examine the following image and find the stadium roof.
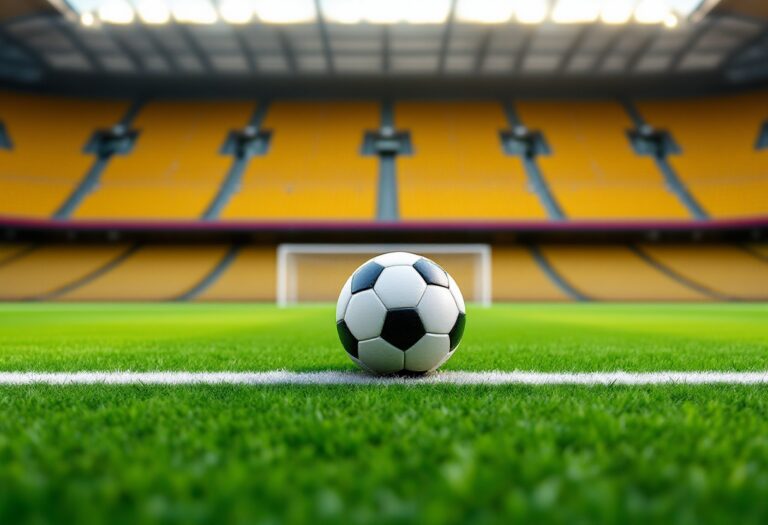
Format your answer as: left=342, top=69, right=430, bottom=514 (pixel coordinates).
left=0, top=0, right=766, bottom=95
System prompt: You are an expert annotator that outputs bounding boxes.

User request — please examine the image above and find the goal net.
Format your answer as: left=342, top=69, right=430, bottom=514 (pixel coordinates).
left=277, top=244, right=491, bottom=307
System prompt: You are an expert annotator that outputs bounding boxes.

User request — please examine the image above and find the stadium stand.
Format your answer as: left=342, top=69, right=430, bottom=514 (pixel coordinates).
left=196, top=247, right=276, bottom=301
left=492, top=247, right=569, bottom=301
left=746, top=243, right=768, bottom=259
left=0, top=8, right=767, bottom=314
left=638, top=91, right=768, bottom=218
left=637, top=244, right=768, bottom=300
left=75, top=101, right=255, bottom=219
left=515, top=101, right=691, bottom=219
left=0, top=243, right=30, bottom=264
left=539, top=245, right=707, bottom=301
left=56, top=245, right=228, bottom=301
left=1, top=93, right=765, bottom=223
left=0, top=244, right=129, bottom=300
left=395, top=101, right=547, bottom=220
left=3, top=242, right=761, bottom=302
left=0, top=92, right=127, bottom=218
left=222, top=101, right=379, bottom=220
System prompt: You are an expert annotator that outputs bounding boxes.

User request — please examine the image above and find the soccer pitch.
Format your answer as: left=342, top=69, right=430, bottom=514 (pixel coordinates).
left=1, top=303, right=767, bottom=524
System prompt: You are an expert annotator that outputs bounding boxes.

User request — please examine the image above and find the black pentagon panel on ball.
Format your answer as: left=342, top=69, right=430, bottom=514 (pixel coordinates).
left=413, top=258, right=449, bottom=288
left=351, top=261, right=385, bottom=293
left=381, top=308, right=426, bottom=351
left=448, top=312, right=466, bottom=352
left=336, top=320, right=359, bottom=358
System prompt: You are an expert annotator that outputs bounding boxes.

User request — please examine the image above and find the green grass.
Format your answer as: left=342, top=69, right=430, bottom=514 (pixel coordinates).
left=0, top=303, right=767, bottom=524
left=0, top=303, right=766, bottom=372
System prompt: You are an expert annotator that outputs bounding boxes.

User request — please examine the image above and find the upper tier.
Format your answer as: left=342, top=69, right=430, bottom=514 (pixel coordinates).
left=1, top=91, right=766, bottom=223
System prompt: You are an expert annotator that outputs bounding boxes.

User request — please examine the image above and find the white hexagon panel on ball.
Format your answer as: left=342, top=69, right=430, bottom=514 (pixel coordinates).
left=374, top=266, right=427, bottom=309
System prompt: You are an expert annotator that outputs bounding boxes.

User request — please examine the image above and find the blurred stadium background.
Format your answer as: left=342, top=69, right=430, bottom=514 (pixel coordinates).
left=0, top=0, right=767, bottom=303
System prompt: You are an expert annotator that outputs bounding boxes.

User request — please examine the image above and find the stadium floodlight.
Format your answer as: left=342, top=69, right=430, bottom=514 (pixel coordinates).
left=600, top=0, right=635, bottom=24
left=80, top=11, right=97, bottom=26
left=362, top=2, right=403, bottom=24
left=97, top=0, right=134, bottom=24
left=219, top=0, right=253, bottom=24
left=171, top=0, right=218, bottom=24
left=404, top=0, right=451, bottom=23
left=664, top=12, right=679, bottom=27
left=134, top=0, right=171, bottom=24
left=321, top=0, right=449, bottom=24
left=551, top=0, right=602, bottom=23
left=253, top=0, right=316, bottom=23
left=320, top=0, right=363, bottom=23
left=455, top=0, right=515, bottom=24
left=60, top=0, right=709, bottom=25
left=516, top=0, right=548, bottom=24
left=634, top=0, right=670, bottom=23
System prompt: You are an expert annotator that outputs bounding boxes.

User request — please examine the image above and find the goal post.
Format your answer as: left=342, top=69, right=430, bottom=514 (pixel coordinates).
left=277, top=244, right=492, bottom=307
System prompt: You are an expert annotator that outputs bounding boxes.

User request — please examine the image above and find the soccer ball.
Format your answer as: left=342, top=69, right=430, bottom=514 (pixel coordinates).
left=336, top=252, right=466, bottom=375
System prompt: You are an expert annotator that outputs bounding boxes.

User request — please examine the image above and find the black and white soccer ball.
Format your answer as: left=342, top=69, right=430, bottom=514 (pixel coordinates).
left=336, top=252, right=466, bottom=375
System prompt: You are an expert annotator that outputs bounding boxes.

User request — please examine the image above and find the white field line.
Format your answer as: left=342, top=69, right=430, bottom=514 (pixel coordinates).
left=0, top=371, right=767, bottom=386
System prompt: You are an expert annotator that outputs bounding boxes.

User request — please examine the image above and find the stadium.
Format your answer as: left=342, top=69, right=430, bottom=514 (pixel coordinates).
left=0, top=0, right=767, bottom=522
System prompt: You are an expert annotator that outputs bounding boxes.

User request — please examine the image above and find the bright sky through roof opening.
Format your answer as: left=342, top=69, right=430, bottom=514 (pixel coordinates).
left=552, top=0, right=602, bottom=23
left=600, top=0, right=636, bottom=24
left=135, top=0, right=171, bottom=24
left=170, top=0, right=218, bottom=24
left=455, top=0, right=515, bottom=23
left=219, top=0, right=253, bottom=23
left=252, top=0, right=316, bottom=23
left=96, top=0, right=134, bottom=24
left=635, top=0, right=672, bottom=23
left=516, top=0, right=549, bottom=24
left=62, top=0, right=709, bottom=26
left=319, top=0, right=451, bottom=24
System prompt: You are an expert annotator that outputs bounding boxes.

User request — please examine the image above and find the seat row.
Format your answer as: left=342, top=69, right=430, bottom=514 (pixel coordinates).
left=1, top=92, right=766, bottom=220
left=0, top=242, right=766, bottom=301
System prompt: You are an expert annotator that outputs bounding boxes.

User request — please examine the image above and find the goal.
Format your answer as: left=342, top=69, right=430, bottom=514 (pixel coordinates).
left=276, top=244, right=491, bottom=307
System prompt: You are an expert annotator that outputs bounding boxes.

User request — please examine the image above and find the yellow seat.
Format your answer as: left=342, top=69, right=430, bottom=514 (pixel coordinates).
left=747, top=243, right=768, bottom=259
left=493, top=246, right=569, bottom=301
left=638, top=92, right=768, bottom=218
left=58, top=245, right=228, bottom=301
left=540, top=245, right=707, bottom=301
left=0, top=92, right=126, bottom=217
left=76, top=101, right=254, bottom=219
left=223, top=102, right=379, bottom=220
left=396, top=101, right=546, bottom=220
left=196, top=247, right=276, bottom=301
left=639, top=244, right=768, bottom=300
left=0, top=244, right=128, bottom=300
left=516, top=101, right=689, bottom=219
left=0, top=244, right=29, bottom=264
